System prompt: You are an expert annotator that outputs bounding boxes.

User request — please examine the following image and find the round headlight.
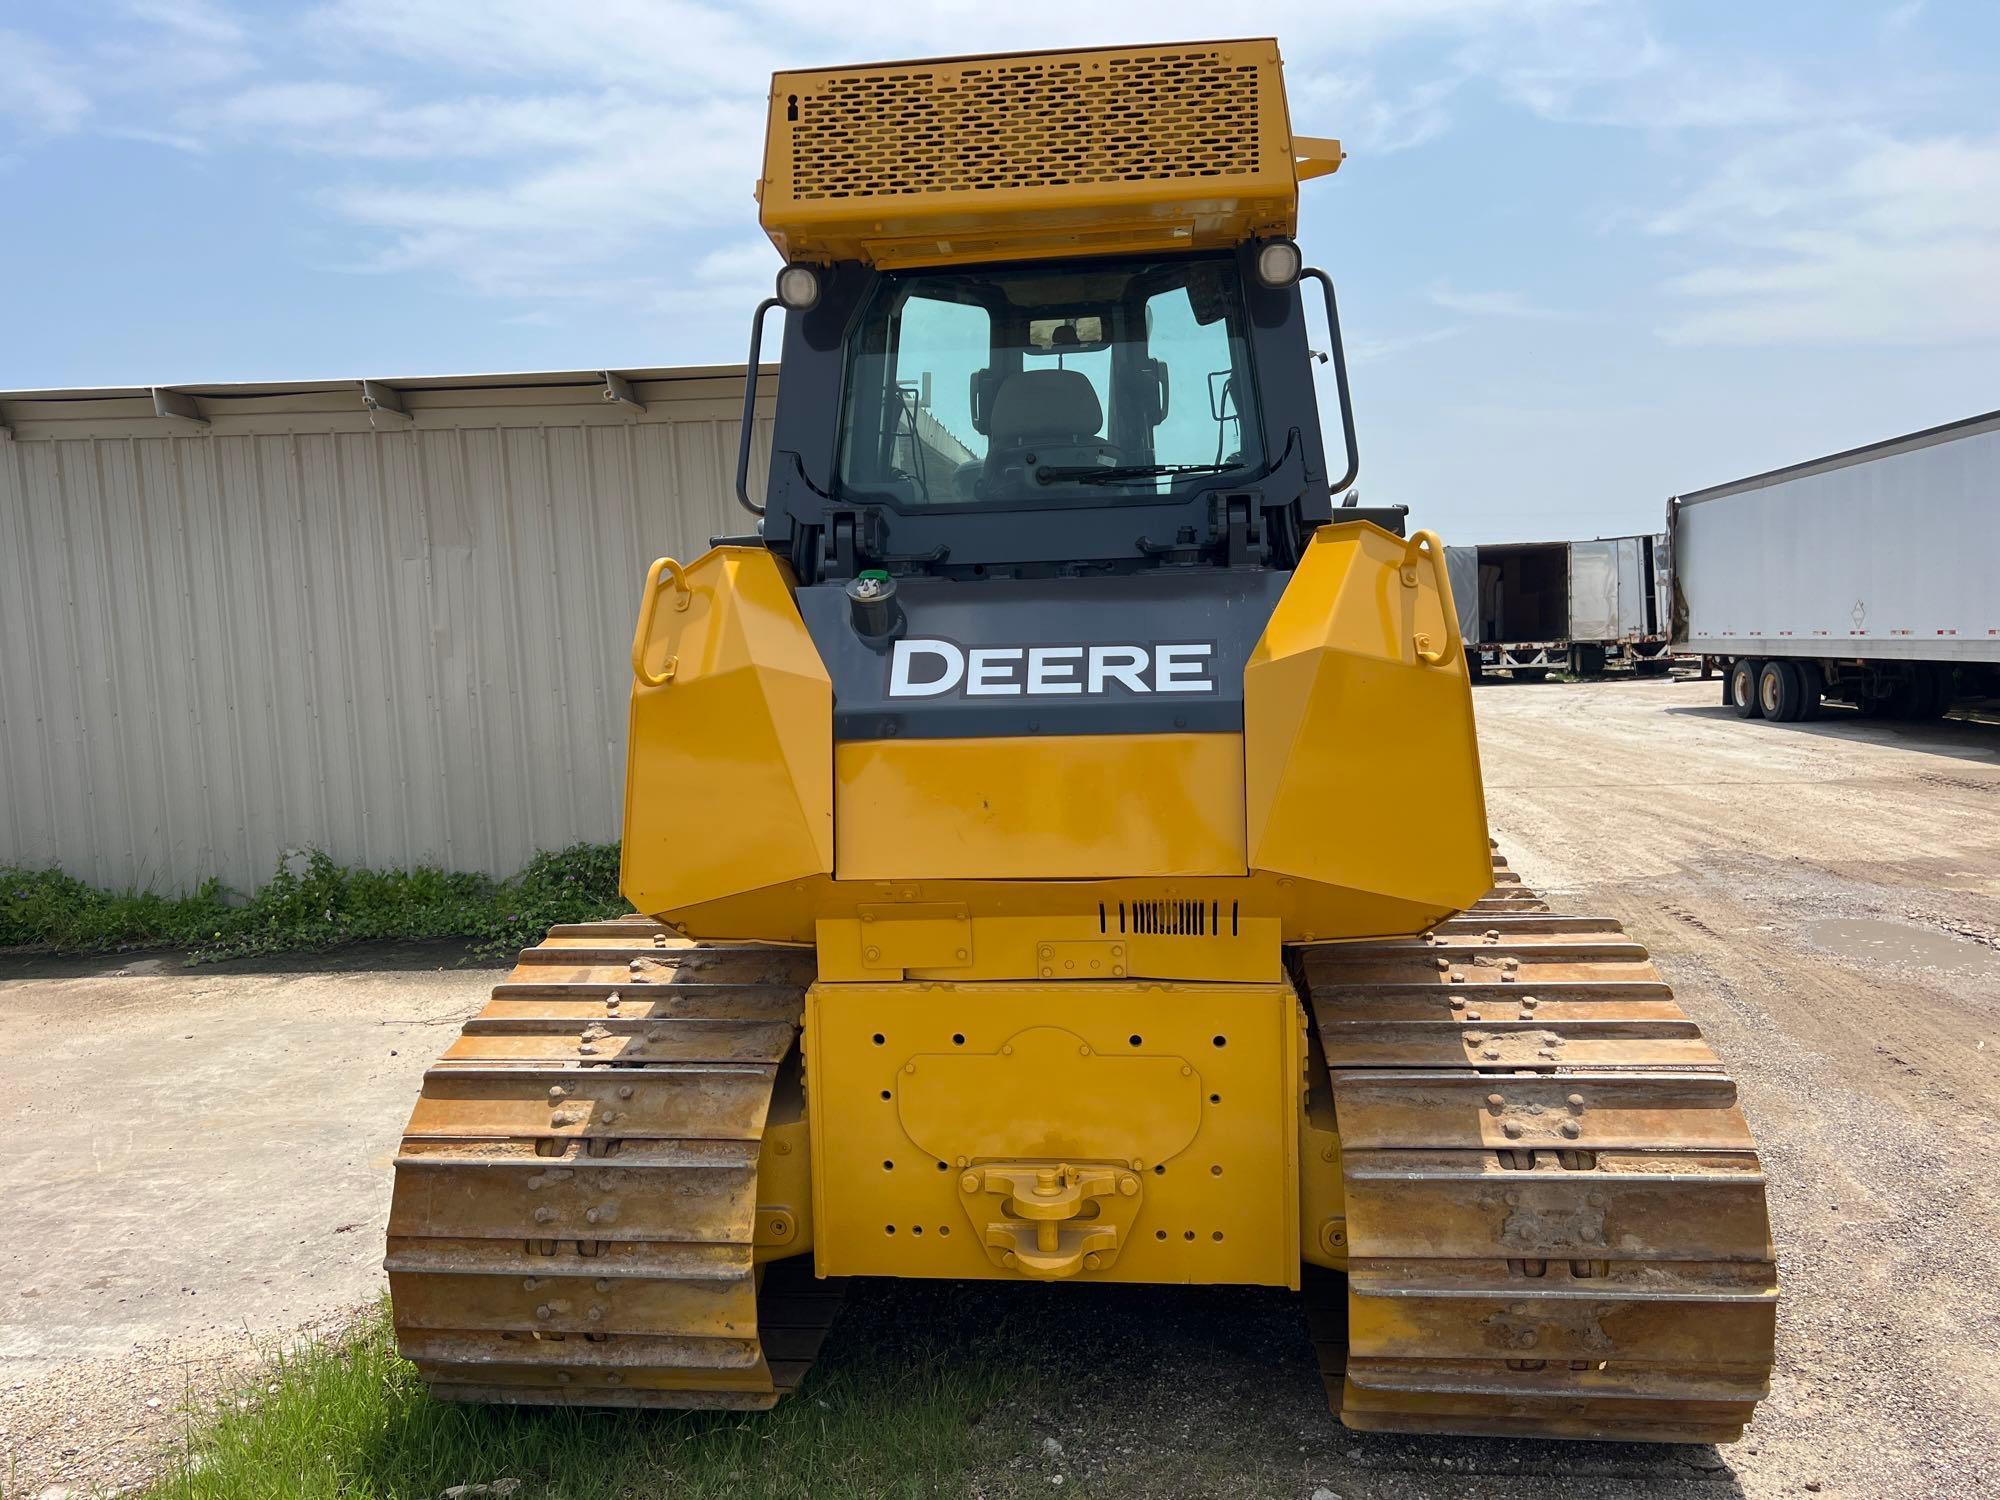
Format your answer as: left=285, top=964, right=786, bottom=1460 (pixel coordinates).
left=1254, top=238, right=1303, bottom=288
left=776, top=263, right=821, bottom=310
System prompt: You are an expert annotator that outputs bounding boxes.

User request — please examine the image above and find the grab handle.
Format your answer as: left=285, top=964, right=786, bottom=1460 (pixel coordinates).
left=1400, top=529, right=1460, bottom=669
left=631, top=556, right=692, bottom=688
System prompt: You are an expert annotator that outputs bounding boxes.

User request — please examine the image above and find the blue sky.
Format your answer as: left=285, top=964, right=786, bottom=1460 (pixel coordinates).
left=2, top=0, right=1995, bottom=542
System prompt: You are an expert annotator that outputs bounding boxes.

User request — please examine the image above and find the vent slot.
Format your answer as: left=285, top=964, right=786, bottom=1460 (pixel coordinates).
left=788, top=49, right=1264, bottom=202
left=1121, top=900, right=1211, bottom=936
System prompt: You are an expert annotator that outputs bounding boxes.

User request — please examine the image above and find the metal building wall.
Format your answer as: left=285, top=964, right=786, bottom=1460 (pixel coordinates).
left=0, top=368, right=774, bottom=892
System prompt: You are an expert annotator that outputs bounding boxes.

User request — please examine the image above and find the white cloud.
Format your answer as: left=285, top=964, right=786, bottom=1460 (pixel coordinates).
left=0, top=29, right=92, bottom=133
left=1347, top=325, right=1464, bottom=364
left=1288, top=69, right=1460, bottom=155
left=1651, top=129, right=2000, bottom=346
left=1428, top=281, right=1566, bottom=319
left=1465, top=6, right=1814, bottom=131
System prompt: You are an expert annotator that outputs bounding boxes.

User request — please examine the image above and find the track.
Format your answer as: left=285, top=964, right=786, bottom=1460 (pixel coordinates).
left=386, top=920, right=843, bottom=1408
left=1300, top=853, right=1779, bottom=1444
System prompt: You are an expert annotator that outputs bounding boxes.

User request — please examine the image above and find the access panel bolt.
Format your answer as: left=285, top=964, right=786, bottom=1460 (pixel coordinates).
left=961, top=1173, right=981, bottom=1193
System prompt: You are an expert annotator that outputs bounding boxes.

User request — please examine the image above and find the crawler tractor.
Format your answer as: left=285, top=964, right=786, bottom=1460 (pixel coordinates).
left=387, top=40, right=1777, bottom=1442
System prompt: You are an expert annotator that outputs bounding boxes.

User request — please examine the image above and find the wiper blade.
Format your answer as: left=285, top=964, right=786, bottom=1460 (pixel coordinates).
left=1034, top=461, right=1239, bottom=486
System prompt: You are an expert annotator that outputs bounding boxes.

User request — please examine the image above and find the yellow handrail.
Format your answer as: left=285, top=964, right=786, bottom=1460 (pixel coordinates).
left=1402, top=529, right=1460, bottom=669
left=631, top=556, right=692, bottom=688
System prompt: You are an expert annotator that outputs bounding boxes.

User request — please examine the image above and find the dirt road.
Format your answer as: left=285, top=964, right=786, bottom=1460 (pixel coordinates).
left=5, top=675, right=1998, bottom=1497
left=0, top=946, right=498, bottom=1494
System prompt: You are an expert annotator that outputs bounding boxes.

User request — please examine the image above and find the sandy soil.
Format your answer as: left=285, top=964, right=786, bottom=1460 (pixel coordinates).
left=0, top=944, right=498, bottom=1496
left=5, top=675, right=1998, bottom=1498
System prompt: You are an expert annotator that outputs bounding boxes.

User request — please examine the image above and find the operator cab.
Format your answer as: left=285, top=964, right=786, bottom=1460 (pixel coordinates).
left=838, top=255, right=1260, bottom=509
left=738, top=243, right=1389, bottom=584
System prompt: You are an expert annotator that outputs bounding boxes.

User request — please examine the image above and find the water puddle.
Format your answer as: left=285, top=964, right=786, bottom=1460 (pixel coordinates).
left=1800, top=917, right=2000, bottom=978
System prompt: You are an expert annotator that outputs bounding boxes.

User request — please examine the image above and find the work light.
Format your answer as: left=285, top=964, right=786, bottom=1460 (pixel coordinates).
left=776, top=264, right=822, bottom=310
left=1254, top=238, right=1302, bottom=288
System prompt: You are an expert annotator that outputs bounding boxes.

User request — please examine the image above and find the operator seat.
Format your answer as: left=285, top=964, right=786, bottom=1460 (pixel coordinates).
left=981, top=368, right=1117, bottom=493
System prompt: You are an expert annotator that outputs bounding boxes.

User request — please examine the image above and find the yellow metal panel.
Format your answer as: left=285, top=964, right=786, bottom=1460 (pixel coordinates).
left=805, top=980, right=1300, bottom=1286
left=836, top=732, right=1246, bottom=881
left=1244, top=522, right=1491, bottom=921
left=622, top=546, right=833, bottom=918
left=760, top=40, right=1323, bottom=269
left=815, top=910, right=1282, bottom=983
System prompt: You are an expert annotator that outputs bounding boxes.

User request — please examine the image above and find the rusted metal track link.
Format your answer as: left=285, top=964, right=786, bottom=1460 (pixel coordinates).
left=1299, top=853, right=1777, bottom=1444
left=387, top=921, right=842, bottom=1408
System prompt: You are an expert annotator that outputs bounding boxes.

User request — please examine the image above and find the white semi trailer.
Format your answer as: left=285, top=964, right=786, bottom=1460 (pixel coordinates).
left=1446, top=533, right=1673, bottom=680
left=1670, top=408, right=2000, bottom=721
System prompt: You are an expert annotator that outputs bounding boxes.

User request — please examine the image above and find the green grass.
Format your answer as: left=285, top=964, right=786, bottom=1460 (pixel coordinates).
left=0, top=843, right=627, bottom=965
left=141, top=1299, right=1025, bottom=1500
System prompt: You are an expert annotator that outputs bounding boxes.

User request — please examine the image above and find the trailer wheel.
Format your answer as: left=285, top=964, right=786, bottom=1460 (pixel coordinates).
left=1796, top=663, right=1824, bottom=721
left=1730, top=659, right=1762, bottom=718
left=1757, top=661, right=1804, bottom=722
left=1571, top=644, right=1606, bottom=678
left=1896, top=665, right=1950, bottom=721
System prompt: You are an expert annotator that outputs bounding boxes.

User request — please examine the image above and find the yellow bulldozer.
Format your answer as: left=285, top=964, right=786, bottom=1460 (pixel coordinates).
left=386, top=39, right=1777, bottom=1443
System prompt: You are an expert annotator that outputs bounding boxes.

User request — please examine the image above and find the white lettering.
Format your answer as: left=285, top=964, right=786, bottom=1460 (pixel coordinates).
left=965, top=646, right=1024, bottom=695
left=1026, top=646, right=1084, bottom=694
left=1154, top=643, right=1215, bottom=692
left=886, top=639, right=1219, bottom=697
left=888, top=639, right=964, bottom=697
left=1087, top=644, right=1150, bottom=694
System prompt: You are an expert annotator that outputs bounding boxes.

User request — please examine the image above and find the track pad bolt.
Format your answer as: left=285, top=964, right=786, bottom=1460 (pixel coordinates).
left=534, top=1206, right=557, bottom=1223
left=1560, top=1121, right=1582, bottom=1138
left=618, top=1086, right=634, bottom=1100
left=1502, top=1122, right=1524, bottom=1139
left=1485, top=1093, right=1505, bottom=1112
left=1566, top=1093, right=1586, bottom=1110
left=1435, top=958, right=1451, bottom=971
left=535, top=1305, right=552, bottom=1320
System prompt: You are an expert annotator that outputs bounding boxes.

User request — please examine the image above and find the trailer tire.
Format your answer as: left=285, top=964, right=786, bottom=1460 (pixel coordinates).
left=1571, top=644, right=1606, bottom=678
left=1795, top=662, right=1824, bottom=721
left=1896, top=665, right=1950, bottom=722
left=1730, top=659, right=1762, bottom=718
left=1758, top=660, right=1806, bottom=722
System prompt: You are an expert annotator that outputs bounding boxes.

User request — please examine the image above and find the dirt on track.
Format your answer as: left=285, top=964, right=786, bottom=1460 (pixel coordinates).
left=5, top=675, right=1999, bottom=1499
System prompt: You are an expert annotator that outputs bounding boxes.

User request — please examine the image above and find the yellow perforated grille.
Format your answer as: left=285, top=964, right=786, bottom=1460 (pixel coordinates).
left=788, top=47, right=1264, bottom=201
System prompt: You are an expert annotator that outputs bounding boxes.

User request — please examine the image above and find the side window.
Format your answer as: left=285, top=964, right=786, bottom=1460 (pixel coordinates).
left=1143, top=284, right=1252, bottom=468
left=893, top=293, right=988, bottom=490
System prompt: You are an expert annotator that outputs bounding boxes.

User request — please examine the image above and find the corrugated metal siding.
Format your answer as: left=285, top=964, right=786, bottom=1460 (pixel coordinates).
left=0, top=372, right=775, bottom=891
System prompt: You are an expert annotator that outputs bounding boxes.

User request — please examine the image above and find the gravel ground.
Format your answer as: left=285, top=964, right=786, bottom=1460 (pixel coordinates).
left=0, top=943, right=497, bottom=1497
left=4, top=674, right=1997, bottom=1498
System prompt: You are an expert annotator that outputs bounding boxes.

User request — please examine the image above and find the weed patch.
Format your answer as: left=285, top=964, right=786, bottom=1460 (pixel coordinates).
left=0, top=844, right=628, bottom=964
left=143, top=1297, right=1023, bottom=1500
